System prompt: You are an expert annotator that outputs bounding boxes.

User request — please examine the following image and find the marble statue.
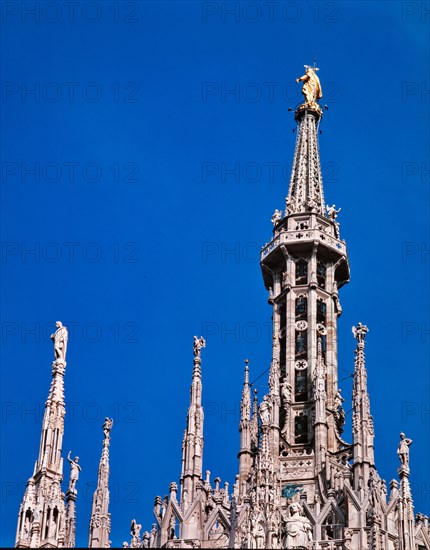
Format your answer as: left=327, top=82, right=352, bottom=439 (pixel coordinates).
left=352, top=322, right=368, bottom=343
left=259, top=395, right=272, bottom=426
left=23, top=516, right=30, bottom=540
left=130, top=519, right=142, bottom=547
left=284, top=502, right=313, bottom=549
left=285, top=196, right=298, bottom=215
left=149, top=524, right=157, bottom=547
left=193, top=336, right=206, bottom=357
left=326, top=204, right=341, bottom=221
left=333, top=389, right=344, bottom=411
left=67, top=451, right=82, bottom=492
left=271, top=209, right=282, bottom=226
left=48, top=515, right=57, bottom=538
left=102, top=417, right=113, bottom=439
left=281, top=379, right=292, bottom=405
left=326, top=205, right=341, bottom=238
left=51, top=321, right=68, bottom=362
left=296, top=66, right=322, bottom=106
left=397, top=432, right=413, bottom=467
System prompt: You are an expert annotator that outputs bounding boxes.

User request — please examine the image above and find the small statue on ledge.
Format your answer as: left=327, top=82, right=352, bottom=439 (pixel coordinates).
left=326, top=205, right=341, bottom=238
left=271, top=209, right=282, bottom=226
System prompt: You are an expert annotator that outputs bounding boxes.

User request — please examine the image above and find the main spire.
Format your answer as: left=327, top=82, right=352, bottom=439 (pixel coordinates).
left=285, top=66, right=325, bottom=217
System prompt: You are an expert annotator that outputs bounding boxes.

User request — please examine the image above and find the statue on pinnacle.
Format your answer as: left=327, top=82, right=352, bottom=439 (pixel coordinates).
left=397, top=432, right=413, bottom=467
left=296, top=65, right=322, bottom=113
left=193, top=336, right=206, bottom=358
left=51, top=321, right=68, bottom=363
left=67, top=451, right=82, bottom=493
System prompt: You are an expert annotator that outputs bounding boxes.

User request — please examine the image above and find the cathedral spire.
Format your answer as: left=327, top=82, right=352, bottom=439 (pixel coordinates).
left=397, top=432, right=416, bottom=550
left=285, top=66, right=325, bottom=217
left=15, top=322, right=69, bottom=548
left=180, top=336, right=206, bottom=509
left=351, top=322, right=375, bottom=491
left=238, top=360, right=253, bottom=496
left=240, top=359, right=251, bottom=423
left=88, top=418, right=113, bottom=548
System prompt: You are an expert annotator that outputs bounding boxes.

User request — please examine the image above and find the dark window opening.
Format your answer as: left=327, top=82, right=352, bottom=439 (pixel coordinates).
left=279, top=302, right=286, bottom=373
left=295, top=330, right=307, bottom=359
left=295, top=296, right=307, bottom=320
left=295, top=259, right=308, bottom=285
left=317, top=299, right=326, bottom=323
left=317, top=261, right=326, bottom=289
left=322, top=513, right=342, bottom=540
left=294, top=413, right=308, bottom=443
left=295, top=370, right=307, bottom=402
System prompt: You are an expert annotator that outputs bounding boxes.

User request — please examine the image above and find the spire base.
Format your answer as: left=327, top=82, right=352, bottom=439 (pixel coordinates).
left=295, top=103, right=323, bottom=121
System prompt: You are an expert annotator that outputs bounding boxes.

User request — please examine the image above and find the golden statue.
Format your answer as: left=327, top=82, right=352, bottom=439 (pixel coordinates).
left=296, top=65, right=322, bottom=112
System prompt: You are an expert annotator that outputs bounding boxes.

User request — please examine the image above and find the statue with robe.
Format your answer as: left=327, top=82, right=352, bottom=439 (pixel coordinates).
left=284, top=502, right=313, bottom=549
left=51, top=321, right=68, bottom=362
left=296, top=66, right=322, bottom=108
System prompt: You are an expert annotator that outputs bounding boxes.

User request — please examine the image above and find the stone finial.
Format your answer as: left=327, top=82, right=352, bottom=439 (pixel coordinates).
left=193, top=336, right=206, bottom=358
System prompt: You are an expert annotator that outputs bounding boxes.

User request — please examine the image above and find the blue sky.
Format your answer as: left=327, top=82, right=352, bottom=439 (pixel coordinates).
left=0, top=0, right=429, bottom=547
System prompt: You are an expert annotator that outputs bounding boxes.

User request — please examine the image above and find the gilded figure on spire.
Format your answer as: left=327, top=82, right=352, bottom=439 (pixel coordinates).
left=296, top=65, right=323, bottom=113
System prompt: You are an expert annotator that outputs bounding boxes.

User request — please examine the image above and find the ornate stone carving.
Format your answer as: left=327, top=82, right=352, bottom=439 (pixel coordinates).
left=294, top=320, right=308, bottom=331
